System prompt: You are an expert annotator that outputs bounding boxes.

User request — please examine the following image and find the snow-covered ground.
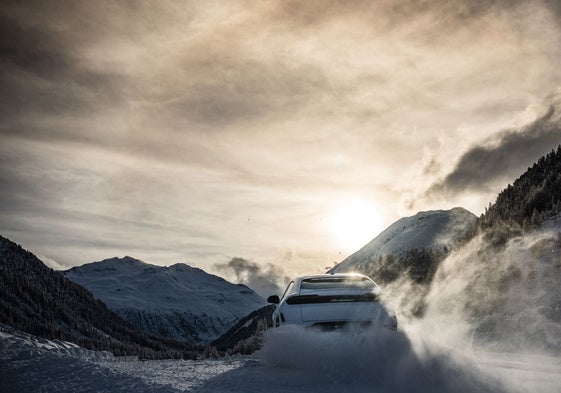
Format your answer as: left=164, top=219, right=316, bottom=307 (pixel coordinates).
left=2, top=327, right=560, bottom=393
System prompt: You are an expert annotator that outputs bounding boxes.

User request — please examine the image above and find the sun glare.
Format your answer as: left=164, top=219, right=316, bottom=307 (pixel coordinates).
left=329, top=199, right=382, bottom=253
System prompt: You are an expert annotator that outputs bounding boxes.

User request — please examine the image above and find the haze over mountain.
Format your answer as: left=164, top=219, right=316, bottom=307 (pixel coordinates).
left=64, top=257, right=266, bottom=343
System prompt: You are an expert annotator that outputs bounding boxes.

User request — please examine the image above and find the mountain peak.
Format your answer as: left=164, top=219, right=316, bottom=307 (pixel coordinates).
left=102, top=256, right=148, bottom=265
left=66, top=256, right=152, bottom=275
left=331, top=207, right=477, bottom=274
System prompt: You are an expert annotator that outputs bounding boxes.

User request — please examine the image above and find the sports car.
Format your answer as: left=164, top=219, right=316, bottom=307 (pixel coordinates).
left=267, top=273, right=397, bottom=330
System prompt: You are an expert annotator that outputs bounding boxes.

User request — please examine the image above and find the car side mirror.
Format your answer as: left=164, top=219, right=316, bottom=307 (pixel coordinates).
left=267, top=295, right=280, bottom=304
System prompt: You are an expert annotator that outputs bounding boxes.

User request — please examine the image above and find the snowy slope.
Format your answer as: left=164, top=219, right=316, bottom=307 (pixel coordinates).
left=64, top=257, right=266, bottom=343
left=331, top=207, right=477, bottom=273
left=0, top=328, right=114, bottom=361
left=541, top=213, right=561, bottom=232
left=0, top=328, right=210, bottom=392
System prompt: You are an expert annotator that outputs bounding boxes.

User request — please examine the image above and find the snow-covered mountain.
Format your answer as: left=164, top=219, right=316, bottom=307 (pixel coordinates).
left=0, top=236, right=196, bottom=358
left=64, top=257, right=266, bottom=343
left=331, top=207, right=477, bottom=274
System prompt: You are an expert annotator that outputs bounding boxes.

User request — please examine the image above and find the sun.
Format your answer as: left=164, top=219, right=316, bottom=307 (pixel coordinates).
left=329, top=199, right=382, bottom=253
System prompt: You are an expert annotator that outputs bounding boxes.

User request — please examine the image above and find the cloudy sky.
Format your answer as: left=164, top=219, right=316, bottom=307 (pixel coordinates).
left=2, top=0, right=561, bottom=283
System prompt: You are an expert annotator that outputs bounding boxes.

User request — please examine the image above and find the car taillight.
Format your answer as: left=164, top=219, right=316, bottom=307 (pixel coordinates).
left=285, top=293, right=377, bottom=304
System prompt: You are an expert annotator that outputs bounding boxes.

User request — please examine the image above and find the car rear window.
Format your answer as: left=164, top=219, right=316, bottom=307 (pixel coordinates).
left=300, top=276, right=375, bottom=290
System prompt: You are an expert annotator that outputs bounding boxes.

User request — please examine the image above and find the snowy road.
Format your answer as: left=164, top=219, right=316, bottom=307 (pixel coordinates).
left=2, top=328, right=561, bottom=393
left=99, top=353, right=561, bottom=393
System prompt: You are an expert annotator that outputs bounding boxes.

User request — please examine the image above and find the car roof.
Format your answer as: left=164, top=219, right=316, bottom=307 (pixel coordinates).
left=293, top=273, right=381, bottom=294
left=297, top=273, right=370, bottom=281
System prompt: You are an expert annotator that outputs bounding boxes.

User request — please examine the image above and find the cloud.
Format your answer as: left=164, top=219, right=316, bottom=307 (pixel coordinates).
left=271, top=0, right=528, bottom=27
left=2, top=0, right=561, bottom=274
left=37, top=255, right=68, bottom=271
left=214, top=257, right=290, bottom=298
left=0, top=6, right=128, bottom=121
left=425, top=92, right=561, bottom=199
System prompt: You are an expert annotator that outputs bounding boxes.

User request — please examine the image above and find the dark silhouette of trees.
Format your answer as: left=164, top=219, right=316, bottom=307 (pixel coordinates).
left=480, top=145, right=561, bottom=240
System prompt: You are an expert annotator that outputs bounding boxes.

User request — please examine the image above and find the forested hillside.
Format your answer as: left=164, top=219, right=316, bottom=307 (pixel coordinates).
left=480, top=145, right=561, bottom=231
